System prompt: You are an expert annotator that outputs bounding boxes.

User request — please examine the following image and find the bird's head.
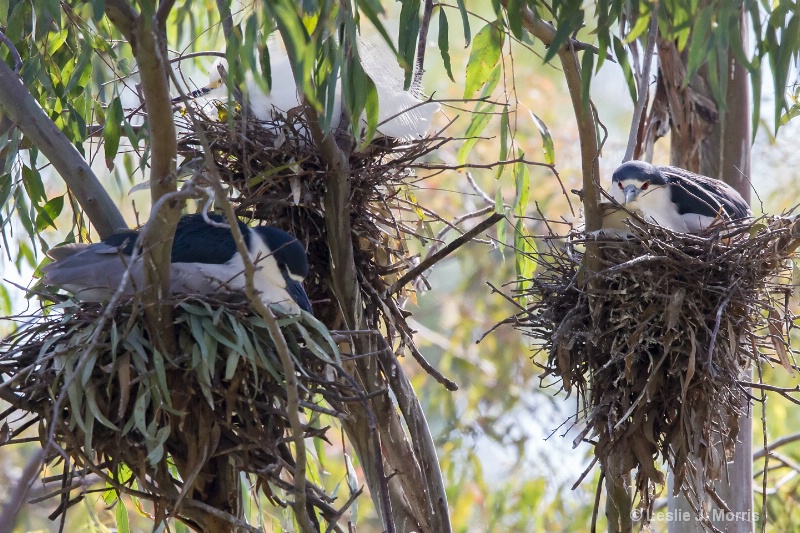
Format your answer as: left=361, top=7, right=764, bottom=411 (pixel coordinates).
left=253, top=226, right=312, bottom=313
left=611, top=160, right=667, bottom=204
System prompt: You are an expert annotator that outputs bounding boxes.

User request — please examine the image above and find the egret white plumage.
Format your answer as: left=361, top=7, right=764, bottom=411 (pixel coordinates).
left=610, top=161, right=751, bottom=233
left=192, top=38, right=439, bottom=141
left=42, top=214, right=312, bottom=315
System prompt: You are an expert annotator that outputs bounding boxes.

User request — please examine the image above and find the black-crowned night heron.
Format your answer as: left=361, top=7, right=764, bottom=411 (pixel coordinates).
left=192, top=38, right=439, bottom=141
left=42, top=214, right=312, bottom=314
left=610, top=161, right=751, bottom=233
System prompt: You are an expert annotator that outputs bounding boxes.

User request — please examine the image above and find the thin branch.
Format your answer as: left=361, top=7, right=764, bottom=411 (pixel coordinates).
left=388, top=212, right=504, bottom=295
left=412, top=0, right=435, bottom=91
left=183, top=499, right=262, bottom=533
left=155, top=0, right=176, bottom=28
left=623, top=11, right=658, bottom=162
left=0, top=30, right=22, bottom=73
left=754, top=432, right=800, bottom=461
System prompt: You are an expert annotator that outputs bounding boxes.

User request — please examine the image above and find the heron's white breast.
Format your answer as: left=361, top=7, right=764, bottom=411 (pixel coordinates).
left=613, top=184, right=691, bottom=232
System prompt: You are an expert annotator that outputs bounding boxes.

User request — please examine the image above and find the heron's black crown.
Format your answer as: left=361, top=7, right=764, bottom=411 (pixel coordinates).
left=612, top=161, right=667, bottom=186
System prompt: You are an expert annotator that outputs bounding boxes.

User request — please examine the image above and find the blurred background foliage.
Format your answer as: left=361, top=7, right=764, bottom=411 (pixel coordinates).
left=2, top=0, right=800, bottom=531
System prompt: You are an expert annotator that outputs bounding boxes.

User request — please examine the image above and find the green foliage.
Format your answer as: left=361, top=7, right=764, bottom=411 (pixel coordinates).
left=463, top=22, right=504, bottom=99
left=3, top=0, right=800, bottom=531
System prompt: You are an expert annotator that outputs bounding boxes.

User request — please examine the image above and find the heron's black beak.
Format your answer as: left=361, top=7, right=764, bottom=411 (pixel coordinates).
left=282, top=270, right=312, bottom=313
left=623, top=185, right=641, bottom=204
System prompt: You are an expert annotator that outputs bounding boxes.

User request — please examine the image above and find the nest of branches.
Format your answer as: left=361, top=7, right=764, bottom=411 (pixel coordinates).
left=0, top=296, right=364, bottom=528
left=514, top=216, right=800, bottom=523
left=176, top=103, right=446, bottom=331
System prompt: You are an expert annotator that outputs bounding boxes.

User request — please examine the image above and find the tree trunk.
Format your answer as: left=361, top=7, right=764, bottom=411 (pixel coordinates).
left=666, top=12, right=753, bottom=533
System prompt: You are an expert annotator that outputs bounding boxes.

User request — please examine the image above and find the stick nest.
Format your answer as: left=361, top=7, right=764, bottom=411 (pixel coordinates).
left=514, top=216, right=799, bottom=523
left=0, top=297, right=362, bottom=527
left=176, top=104, right=444, bottom=329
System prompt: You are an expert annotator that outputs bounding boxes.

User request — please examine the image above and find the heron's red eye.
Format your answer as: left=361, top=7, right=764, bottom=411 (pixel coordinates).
left=617, top=182, right=623, bottom=189
left=641, top=181, right=650, bottom=190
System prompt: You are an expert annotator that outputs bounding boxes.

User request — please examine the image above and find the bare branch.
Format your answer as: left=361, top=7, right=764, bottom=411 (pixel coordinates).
left=0, top=30, right=22, bottom=73
left=388, top=212, right=504, bottom=295
left=412, top=0, right=435, bottom=91
left=623, top=12, right=658, bottom=163
left=754, top=432, right=800, bottom=461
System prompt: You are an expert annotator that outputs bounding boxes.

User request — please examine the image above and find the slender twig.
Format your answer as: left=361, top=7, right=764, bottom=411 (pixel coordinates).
left=757, top=359, right=768, bottom=533
left=0, top=30, right=23, bottom=73
left=183, top=499, right=262, bottom=533
left=623, top=11, right=658, bottom=162
left=753, top=432, right=800, bottom=461
left=388, top=212, right=504, bottom=295
left=412, top=0, right=435, bottom=92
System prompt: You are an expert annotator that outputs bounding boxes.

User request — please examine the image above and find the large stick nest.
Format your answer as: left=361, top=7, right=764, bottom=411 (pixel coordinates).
left=514, top=216, right=799, bottom=524
left=0, top=296, right=363, bottom=527
left=176, top=103, right=446, bottom=331
left=0, top=102, right=450, bottom=528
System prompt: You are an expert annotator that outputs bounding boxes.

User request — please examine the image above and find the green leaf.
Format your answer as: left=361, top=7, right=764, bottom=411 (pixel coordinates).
left=0, top=173, right=12, bottom=208
left=0, top=0, right=8, bottom=26
left=35, top=194, right=64, bottom=231
left=146, top=426, right=170, bottom=465
left=103, top=95, right=124, bottom=169
left=45, top=28, right=68, bottom=55
left=438, top=8, right=455, bottom=82
left=115, top=499, right=130, bottom=533
left=21, top=165, right=46, bottom=205
left=270, top=1, right=317, bottom=109
left=512, top=152, right=529, bottom=217
left=359, top=72, right=379, bottom=149
left=506, top=0, right=524, bottom=40
left=294, top=323, right=335, bottom=364
left=496, top=108, right=509, bottom=179
left=151, top=349, right=172, bottom=407
left=85, top=385, right=118, bottom=430
left=455, top=0, right=471, bottom=46
left=91, top=0, right=106, bottom=21
left=398, top=0, right=421, bottom=89
left=463, top=22, right=503, bottom=99
left=457, top=104, right=492, bottom=164
left=495, top=186, right=504, bottom=214
left=527, top=110, right=554, bottom=165
left=686, top=7, right=712, bottom=81
left=624, top=11, right=654, bottom=44
left=612, top=35, right=637, bottom=103
left=224, top=348, right=240, bottom=380
left=298, top=314, right=341, bottom=364
left=514, top=218, right=536, bottom=296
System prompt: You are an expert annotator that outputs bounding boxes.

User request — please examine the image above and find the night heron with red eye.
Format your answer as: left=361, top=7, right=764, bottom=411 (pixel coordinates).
left=610, top=160, right=751, bottom=233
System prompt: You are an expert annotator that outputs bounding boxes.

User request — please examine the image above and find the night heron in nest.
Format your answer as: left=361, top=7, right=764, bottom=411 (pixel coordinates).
left=605, top=160, right=751, bottom=234
left=189, top=38, right=439, bottom=141
left=42, top=214, right=312, bottom=315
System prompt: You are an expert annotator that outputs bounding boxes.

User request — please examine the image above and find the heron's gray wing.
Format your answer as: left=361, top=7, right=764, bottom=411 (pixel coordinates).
left=42, top=243, right=142, bottom=301
left=658, top=166, right=751, bottom=220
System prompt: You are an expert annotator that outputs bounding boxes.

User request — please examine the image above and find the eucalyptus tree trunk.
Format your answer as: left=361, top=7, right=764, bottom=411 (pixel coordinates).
left=664, top=13, right=753, bottom=533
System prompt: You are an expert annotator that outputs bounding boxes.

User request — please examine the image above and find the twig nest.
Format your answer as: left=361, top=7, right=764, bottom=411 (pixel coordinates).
left=0, top=296, right=355, bottom=523
left=516, top=216, right=798, bottom=521
left=176, top=104, right=440, bottom=326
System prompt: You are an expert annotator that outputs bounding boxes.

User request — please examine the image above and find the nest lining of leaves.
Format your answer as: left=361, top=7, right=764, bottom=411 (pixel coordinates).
left=0, top=296, right=363, bottom=527
left=176, top=102, right=446, bottom=334
left=513, top=216, right=799, bottom=525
